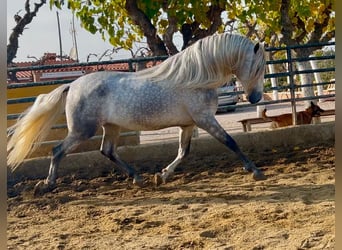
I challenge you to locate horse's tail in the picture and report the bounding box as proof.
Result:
[261,108,268,120]
[7,84,70,169]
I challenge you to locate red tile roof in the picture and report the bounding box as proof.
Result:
[8,53,163,84]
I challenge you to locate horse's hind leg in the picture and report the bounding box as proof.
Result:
[195,116,266,181]
[155,125,194,185]
[34,133,85,195]
[100,124,143,187]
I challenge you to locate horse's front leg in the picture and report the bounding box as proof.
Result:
[196,116,267,181]
[154,125,194,185]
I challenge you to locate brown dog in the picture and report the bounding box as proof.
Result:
[262,101,324,128]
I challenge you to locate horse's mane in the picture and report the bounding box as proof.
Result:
[135,33,265,89]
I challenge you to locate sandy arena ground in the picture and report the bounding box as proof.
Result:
[7,140,334,249]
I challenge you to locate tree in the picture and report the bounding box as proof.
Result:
[51,0,232,56]
[7,0,47,65]
[52,0,334,54]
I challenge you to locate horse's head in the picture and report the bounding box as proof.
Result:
[234,42,266,104]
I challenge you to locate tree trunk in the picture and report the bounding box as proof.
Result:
[296,60,315,107]
[181,4,224,49]
[268,63,278,100]
[309,56,324,102]
[7,0,47,64]
[125,0,168,56]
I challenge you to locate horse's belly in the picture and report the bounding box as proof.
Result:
[108,110,194,131]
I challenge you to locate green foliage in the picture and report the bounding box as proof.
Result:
[236,0,335,46]
[50,0,335,55]
[50,0,230,51]
[51,0,143,49]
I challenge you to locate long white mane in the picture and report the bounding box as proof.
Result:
[135,33,265,89]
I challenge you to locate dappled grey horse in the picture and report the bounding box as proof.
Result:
[7,33,266,193]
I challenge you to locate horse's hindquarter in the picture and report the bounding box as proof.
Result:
[66,72,217,131]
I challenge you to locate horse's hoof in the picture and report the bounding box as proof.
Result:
[154,173,165,186]
[253,171,267,181]
[34,180,56,196]
[133,176,145,188]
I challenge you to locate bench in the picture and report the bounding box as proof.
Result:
[238,109,335,132]
[238,117,272,132]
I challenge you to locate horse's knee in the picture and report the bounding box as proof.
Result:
[100,148,109,157]
[179,140,191,158]
[100,140,114,158]
[184,144,191,157]
[52,143,64,158]
[100,149,114,161]
[180,149,190,159]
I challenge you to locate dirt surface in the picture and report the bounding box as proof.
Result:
[7,142,335,250]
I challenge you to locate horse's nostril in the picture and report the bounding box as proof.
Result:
[248,91,262,104]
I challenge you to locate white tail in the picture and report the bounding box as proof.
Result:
[7,84,70,169]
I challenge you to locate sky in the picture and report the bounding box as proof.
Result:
[7,1,135,63]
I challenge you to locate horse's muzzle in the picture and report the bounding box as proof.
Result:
[248,90,262,104]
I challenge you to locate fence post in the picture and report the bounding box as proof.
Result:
[286,48,297,125]
[256,96,265,118]
[128,59,134,72]
[134,56,148,71]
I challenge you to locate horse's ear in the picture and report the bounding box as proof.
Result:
[254,43,260,54]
